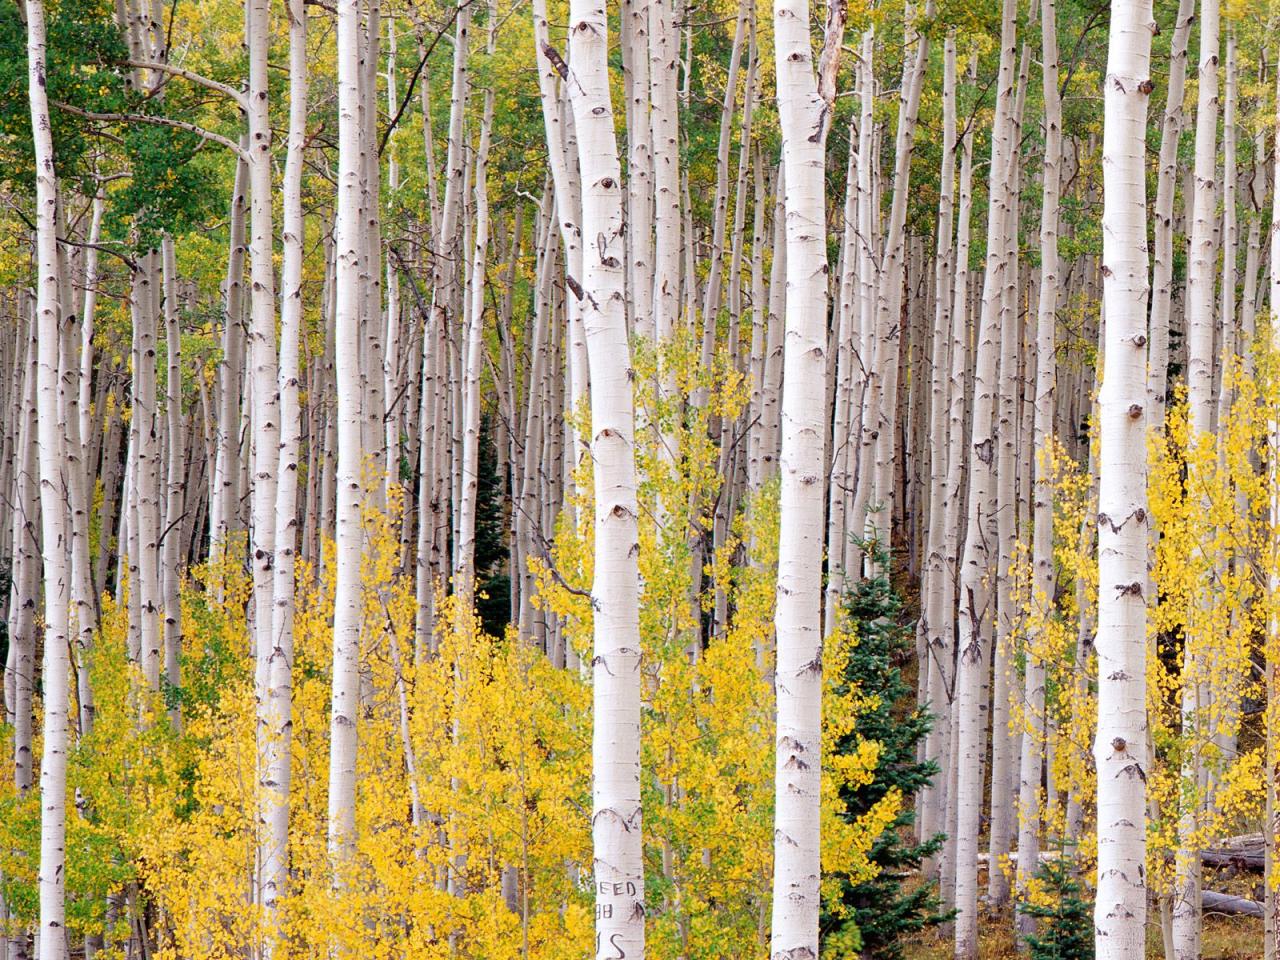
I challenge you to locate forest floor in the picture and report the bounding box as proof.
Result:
[902,914,1265,958]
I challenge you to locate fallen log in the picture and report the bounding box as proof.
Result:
[1202,850,1264,872]
[1202,890,1263,918]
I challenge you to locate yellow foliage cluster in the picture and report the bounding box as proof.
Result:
[1011,346,1279,903]
[2,341,897,959]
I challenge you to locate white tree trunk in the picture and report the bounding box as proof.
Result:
[27,3,70,956]
[260,1,306,951]
[161,235,184,711]
[456,25,496,601]
[952,0,1016,951]
[566,0,646,950]
[918,30,956,855]
[1015,0,1062,933]
[1094,1,1152,955]
[769,0,841,951]
[246,0,280,712]
[211,154,248,559]
[1173,0,1219,952]
[329,0,364,883]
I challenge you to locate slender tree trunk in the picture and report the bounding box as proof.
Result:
[918,30,957,859]
[329,0,365,890]
[769,0,842,951]
[1174,0,1219,951]
[952,0,1017,951]
[1015,0,1062,934]
[456,20,496,601]
[161,235,183,716]
[27,3,69,956]
[1093,1,1152,955]
[260,2,306,953]
[566,0,646,949]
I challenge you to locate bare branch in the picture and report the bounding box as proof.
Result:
[125,59,248,109]
[52,101,247,160]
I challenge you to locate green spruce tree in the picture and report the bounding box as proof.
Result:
[1018,847,1095,960]
[821,542,950,958]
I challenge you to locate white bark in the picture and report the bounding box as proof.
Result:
[769,0,841,950]
[132,254,162,691]
[1015,0,1061,932]
[260,1,306,950]
[329,0,364,880]
[953,0,1017,950]
[1094,1,1152,955]
[918,31,956,854]
[1174,0,1219,951]
[161,235,183,709]
[566,0,646,950]
[27,3,70,956]
[211,154,248,557]
[456,19,496,601]
[246,0,280,708]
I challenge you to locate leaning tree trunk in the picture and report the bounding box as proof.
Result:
[1093,0,1152,956]
[769,0,843,951]
[565,0,646,953]
[27,3,70,957]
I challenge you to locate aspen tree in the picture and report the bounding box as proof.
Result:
[1174,0,1220,950]
[330,0,364,881]
[649,0,680,416]
[988,44,1031,909]
[27,2,70,956]
[416,0,471,650]
[952,0,1017,950]
[260,0,306,948]
[864,3,931,553]
[1147,0,1195,427]
[211,154,248,557]
[565,0,646,947]
[246,0,280,706]
[1094,0,1152,954]
[133,253,162,691]
[6,299,38,960]
[769,0,843,950]
[1015,0,1062,929]
[384,19,403,499]
[456,10,496,602]
[918,31,956,853]
[825,112,862,635]
[161,236,183,708]
[930,59,976,881]
[625,0,654,346]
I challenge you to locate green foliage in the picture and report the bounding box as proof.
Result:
[1018,849,1095,960]
[0,0,128,194]
[822,540,949,959]
[475,414,511,637]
